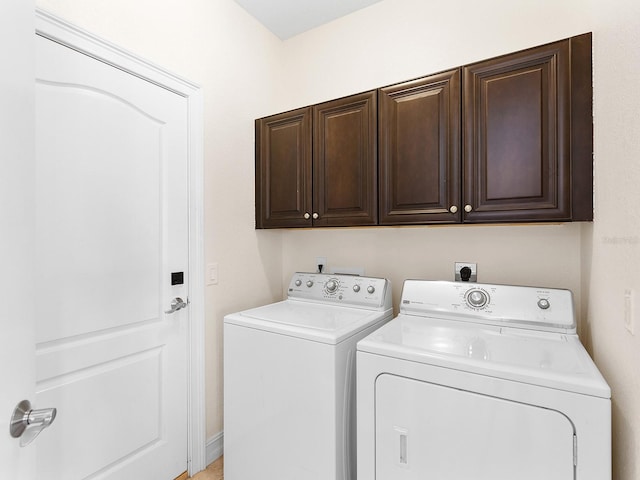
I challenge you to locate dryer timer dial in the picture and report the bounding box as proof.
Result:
[466,289,489,308]
[537,298,550,310]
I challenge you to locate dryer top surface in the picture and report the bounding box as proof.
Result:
[357,313,610,398]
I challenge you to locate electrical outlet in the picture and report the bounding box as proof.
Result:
[624,289,634,335]
[455,262,477,282]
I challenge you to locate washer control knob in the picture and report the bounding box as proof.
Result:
[367,285,375,294]
[467,289,488,308]
[295,279,302,287]
[306,280,313,288]
[353,285,361,293]
[326,280,338,293]
[537,298,551,310]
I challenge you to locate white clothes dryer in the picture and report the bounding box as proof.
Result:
[224,272,392,480]
[357,280,610,480]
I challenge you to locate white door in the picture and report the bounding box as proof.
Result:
[0,0,36,478]
[34,33,189,479]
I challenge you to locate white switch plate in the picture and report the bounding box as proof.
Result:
[207,263,219,286]
[624,288,634,335]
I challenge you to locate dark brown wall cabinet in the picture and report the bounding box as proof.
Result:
[379,33,592,225]
[256,33,593,229]
[255,92,377,228]
[255,107,312,228]
[462,33,592,223]
[379,69,461,224]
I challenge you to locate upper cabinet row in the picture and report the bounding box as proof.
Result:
[255,33,593,229]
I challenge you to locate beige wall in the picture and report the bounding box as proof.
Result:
[33,0,640,477]
[282,224,584,316]
[585,1,640,478]
[272,0,593,112]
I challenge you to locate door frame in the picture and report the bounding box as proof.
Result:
[35,8,206,475]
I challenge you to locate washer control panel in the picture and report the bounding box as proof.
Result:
[400,280,575,333]
[287,272,391,309]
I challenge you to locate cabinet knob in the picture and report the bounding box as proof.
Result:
[449,206,458,214]
[304,212,311,220]
[464,204,473,213]
[312,212,319,220]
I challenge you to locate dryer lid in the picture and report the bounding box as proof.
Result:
[225,299,391,344]
[357,314,610,398]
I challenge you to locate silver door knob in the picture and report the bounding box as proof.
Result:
[165,297,188,314]
[304,212,310,220]
[312,212,319,219]
[10,400,57,447]
[449,205,458,214]
[464,204,473,213]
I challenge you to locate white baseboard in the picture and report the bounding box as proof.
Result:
[206,431,224,466]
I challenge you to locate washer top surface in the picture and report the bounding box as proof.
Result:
[357,280,610,398]
[227,300,391,344]
[224,272,392,344]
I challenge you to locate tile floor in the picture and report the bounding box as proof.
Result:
[190,456,223,480]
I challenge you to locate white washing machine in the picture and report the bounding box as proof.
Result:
[224,272,392,480]
[357,280,611,480]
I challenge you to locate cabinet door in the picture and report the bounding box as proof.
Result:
[379,70,460,225]
[463,37,589,222]
[255,107,312,228]
[313,91,377,227]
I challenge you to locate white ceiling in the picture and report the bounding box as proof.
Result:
[233,0,383,40]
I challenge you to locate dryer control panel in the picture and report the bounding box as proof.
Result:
[287,272,392,310]
[400,280,575,333]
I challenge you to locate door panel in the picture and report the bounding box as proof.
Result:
[35,35,188,479]
[255,107,312,228]
[36,350,162,479]
[375,374,574,480]
[379,70,460,224]
[313,91,377,226]
[463,40,571,222]
[35,80,163,342]
[484,68,545,200]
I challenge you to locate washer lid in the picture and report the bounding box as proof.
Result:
[357,314,610,398]
[224,299,391,345]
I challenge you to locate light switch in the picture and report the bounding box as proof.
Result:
[207,263,219,286]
